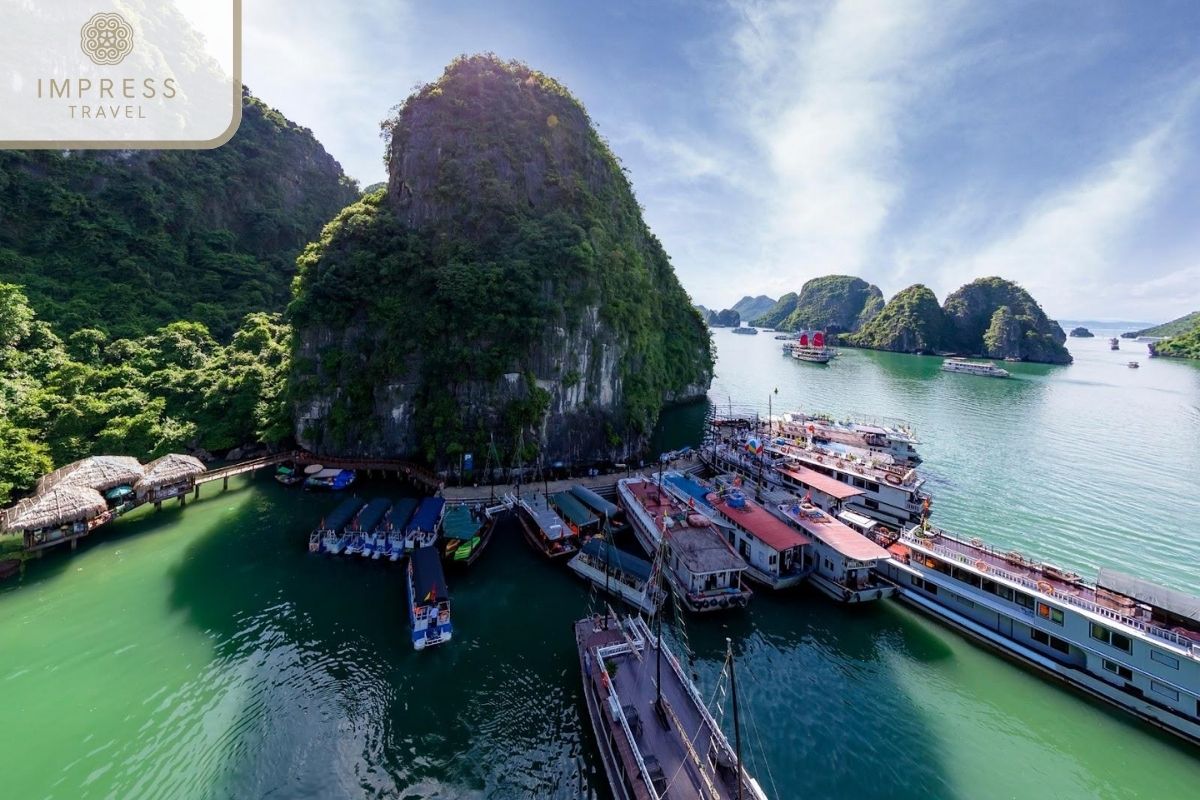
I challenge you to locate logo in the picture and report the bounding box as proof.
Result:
[80,12,134,66]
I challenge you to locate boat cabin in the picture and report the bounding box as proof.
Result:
[550,490,600,535]
[406,497,445,551]
[312,496,365,554]
[710,489,812,589]
[777,501,895,603]
[518,493,578,558]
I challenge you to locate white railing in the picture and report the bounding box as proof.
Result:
[901,531,1199,658]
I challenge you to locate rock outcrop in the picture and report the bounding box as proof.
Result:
[942,277,1071,363]
[753,276,883,332]
[289,56,713,465]
[1069,327,1094,338]
[710,309,741,327]
[847,285,948,354]
[731,295,777,322]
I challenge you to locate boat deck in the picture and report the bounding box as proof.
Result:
[896,529,1200,646]
[577,618,751,799]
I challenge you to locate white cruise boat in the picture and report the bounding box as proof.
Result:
[941,357,1010,378]
[775,500,895,603]
[774,411,921,464]
[567,538,664,615]
[879,525,1200,745]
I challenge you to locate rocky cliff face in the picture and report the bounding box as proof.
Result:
[943,277,1070,363]
[753,276,883,332]
[848,284,948,353]
[289,56,713,465]
[731,295,776,322]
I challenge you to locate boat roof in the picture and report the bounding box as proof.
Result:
[387,497,419,530]
[323,497,364,532]
[407,496,445,533]
[837,509,877,530]
[442,504,482,539]
[570,484,619,518]
[353,497,392,531]
[580,538,652,583]
[778,503,889,561]
[524,493,569,540]
[1097,568,1200,626]
[410,545,448,603]
[550,491,598,528]
[310,468,344,479]
[664,473,713,506]
[714,494,811,551]
[776,464,864,500]
[668,525,747,575]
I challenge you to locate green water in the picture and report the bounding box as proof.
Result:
[2,332,1200,798]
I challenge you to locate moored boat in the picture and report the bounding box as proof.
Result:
[567,538,664,615]
[697,479,813,590]
[310,496,364,554]
[515,492,579,558]
[550,490,601,537]
[346,498,391,559]
[407,545,452,650]
[775,500,895,603]
[618,477,752,613]
[385,498,418,561]
[406,496,445,552]
[303,467,357,491]
[440,502,496,566]
[570,484,627,533]
[574,614,769,799]
[879,524,1200,745]
[774,411,921,464]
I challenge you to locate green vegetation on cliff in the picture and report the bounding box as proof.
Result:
[847,277,1071,364]
[290,56,713,465]
[753,276,883,332]
[710,309,741,327]
[0,284,290,504]
[1155,320,1200,359]
[0,91,358,340]
[731,295,776,322]
[1126,311,1200,340]
[848,285,948,353]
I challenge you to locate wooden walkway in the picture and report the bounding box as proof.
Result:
[193,451,442,494]
[440,456,704,504]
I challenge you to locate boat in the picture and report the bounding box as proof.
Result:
[515,492,579,558]
[774,332,796,340]
[569,484,627,533]
[274,461,303,486]
[407,545,452,650]
[303,467,357,491]
[574,614,769,800]
[309,496,364,555]
[775,500,895,602]
[878,524,1200,746]
[567,538,664,615]
[675,475,814,590]
[550,490,601,536]
[730,325,758,335]
[406,496,445,552]
[705,436,929,529]
[789,330,834,363]
[941,358,1010,378]
[385,498,418,561]
[772,411,921,464]
[440,502,496,566]
[1128,361,1140,369]
[1110,337,1121,350]
[345,498,391,559]
[618,477,752,612]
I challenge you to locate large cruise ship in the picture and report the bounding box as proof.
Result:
[773,411,921,464]
[880,524,1200,744]
[941,357,1010,378]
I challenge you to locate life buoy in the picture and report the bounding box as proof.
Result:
[1037,581,1054,596]
[975,560,988,573]
[885,473,901,486]
[719,597,729,608]
[438,610,449,625]
[836,460,845,469]
[816,455,824,464]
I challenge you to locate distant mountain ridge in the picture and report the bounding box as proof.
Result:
[1122,311,1200,339]
[730,295,776,322]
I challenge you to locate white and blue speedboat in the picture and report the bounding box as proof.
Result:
[310,497,363,555]
[408,545,452,650]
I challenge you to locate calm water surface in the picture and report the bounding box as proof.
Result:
[2,330,1199,799]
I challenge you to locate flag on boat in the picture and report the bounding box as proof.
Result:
[424,583,438,603]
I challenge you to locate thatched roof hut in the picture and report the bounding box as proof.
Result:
[36,456,145,494]
[135,454,207,498]
[2,486,108,533]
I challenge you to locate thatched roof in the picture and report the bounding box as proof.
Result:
[2,486,108,533]
[37,456,145,494]
[135,454,206,496]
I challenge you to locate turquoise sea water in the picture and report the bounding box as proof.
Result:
[2,331,1199,798]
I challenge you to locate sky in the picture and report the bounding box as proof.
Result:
[240,0,1200,323]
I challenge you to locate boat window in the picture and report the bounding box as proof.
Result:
[1102,659,1133,680]
[1112,632,1133,653]
[864,499,879,510]
[997,585,1014,602]
[1037,603,1065,625]
[1151,650,1180,670]
[1031,629,1050,646]
[1015,592,1036,611]
[1151,681,1179,702]
[1091,623,1111,645]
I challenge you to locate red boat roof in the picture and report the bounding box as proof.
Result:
[714,496,811,551]
[779,505,889,562]
[776,464,865,500]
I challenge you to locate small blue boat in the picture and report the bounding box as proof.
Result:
[406,497,445,552]
[408,545,452,650]
[310,497,364,555]
[346,498,391,559]
[386,498,418,561]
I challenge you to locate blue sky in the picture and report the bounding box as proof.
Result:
[242,0,1200,322]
